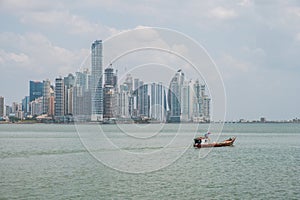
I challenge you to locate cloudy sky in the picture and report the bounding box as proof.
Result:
[1,0,300,120]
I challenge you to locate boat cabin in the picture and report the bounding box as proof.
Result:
[194,137,209,145]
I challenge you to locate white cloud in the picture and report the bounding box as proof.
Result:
[209,7,238,20]
[20,10,118,37]
[219,54,251,74]
[0,50,30,64]
[0,32,89,75]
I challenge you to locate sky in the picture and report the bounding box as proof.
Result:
[0,0,300,121]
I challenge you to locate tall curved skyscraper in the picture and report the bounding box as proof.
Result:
[91,40,103,121]
[168,69,184,123]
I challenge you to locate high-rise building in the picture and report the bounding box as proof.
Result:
[118,84,130,118]
[64,74,75,115]
[49,87,55,116]
[138,83,149,117]
[22,96,30,115]
[12,102,21,114]
[30,97,43,116]
[192,80,201,118]
[203,95,211,121]
[75,69,89,91]
[103,67,117,119]
[91,40,103,121]
[55,77,64,117]
[124,74,133,93]
[181,81,190,122]
[29,81,43,102]
[0,96,4,118]
[73,69,91,120]
[5,105,11,117]
[191,81,210,122]
[168,69,184,123]
[150,82,165,122]
[42,79,51,114]
[133,78,139,91]
[104,67,114,86]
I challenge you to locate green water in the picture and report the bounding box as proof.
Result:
[0,123,299,199]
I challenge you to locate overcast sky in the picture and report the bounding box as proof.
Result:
[1,0,300,121]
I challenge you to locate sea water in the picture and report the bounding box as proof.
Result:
[0,123,299,199]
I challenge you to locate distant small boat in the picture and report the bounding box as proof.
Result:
[193,137,236,148]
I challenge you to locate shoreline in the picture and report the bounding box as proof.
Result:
[1,121,300,125]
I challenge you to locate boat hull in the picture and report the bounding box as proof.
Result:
[193,137,236,148]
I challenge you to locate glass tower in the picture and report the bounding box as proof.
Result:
[91,40,103,121]
[29,81,43,102]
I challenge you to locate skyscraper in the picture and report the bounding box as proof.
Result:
[91,40,103,121]
[22,96,30,115]
[192,81,210,122]
[42,79,51,114]
[64,74,75,115]
[103,66,117,119]
[124,74,133,93]
[29,81,43,102]
[181,81,190,122]
[0,96,4,118]
[30,97,43,116]
[49,87,55,116]
[73,69,91,120]
[75,69,89,91]
[168,69,184,123]
[118,84,130,118]
[138,83,149,117]
[151,82,165,122]
[54,77,64,117]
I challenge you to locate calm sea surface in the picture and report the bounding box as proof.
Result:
[0,123,299,199]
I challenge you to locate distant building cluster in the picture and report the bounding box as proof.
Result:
[0,40,210,123]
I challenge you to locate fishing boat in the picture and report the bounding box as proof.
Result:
[193,137,236,148]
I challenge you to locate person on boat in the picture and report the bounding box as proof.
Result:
[204,132,211,143]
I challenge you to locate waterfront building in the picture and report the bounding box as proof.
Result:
[168,69,184,123]
[192,80,210,122]
[21,96,30,115]
[0,96,4,118]
[48,87,55,116]
[103,66,117,119]
[73,69,91,120]
[103,85,116,119]
[138,83,149,117]
[54,77,64,117]
[118,84,130,118]
[30,97,43,116]
[124,74,133,93]
[133,78,139,91]
[5,105,11,117]
[15,111,24,120]
[42,79,51,115]
[150,82,165,122]
[90,40,103,121]
[181,81,190,122]
[29,81,43,102]
[203,95,210,121]
[75,69,89,91]
[64,74,75,115]
[12,102,22,114]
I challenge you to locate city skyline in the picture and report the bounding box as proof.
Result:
[1,1,300,120]
[0,39,211,123]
